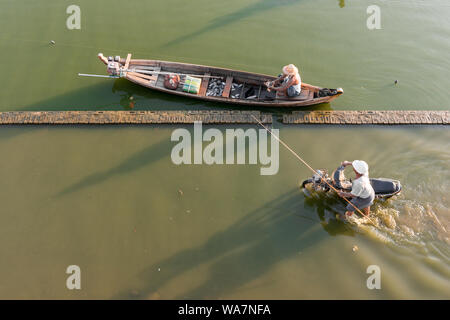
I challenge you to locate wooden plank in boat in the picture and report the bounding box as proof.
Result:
[222,76,233,98]
[148,67,160,85]
[128,68,161,85]
[127,72,154,81]
[276,89,310,101]
[156,74,165,88]
[124,53,132,70]
[127,73,147,85]
[198,73,210,96]
[297,89,310,100]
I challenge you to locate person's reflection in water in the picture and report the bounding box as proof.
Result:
[339,0,345,8]
[119,93,136,109]
[112,80,137,109]
[129,96,135,109]
[302,189,355,236]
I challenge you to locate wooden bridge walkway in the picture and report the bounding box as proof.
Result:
[0,110,448,125]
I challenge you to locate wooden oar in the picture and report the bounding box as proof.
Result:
[78,73,119,79]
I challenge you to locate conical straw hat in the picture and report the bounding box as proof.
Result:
[282,64,299,75]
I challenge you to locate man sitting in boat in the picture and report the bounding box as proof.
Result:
[337,160,375,219]
[265,64,301,97]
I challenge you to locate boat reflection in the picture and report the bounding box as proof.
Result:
[301,187,356,236]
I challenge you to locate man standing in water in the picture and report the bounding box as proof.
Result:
[337,160,375,219]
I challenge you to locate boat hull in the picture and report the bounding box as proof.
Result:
[115,56,343,107]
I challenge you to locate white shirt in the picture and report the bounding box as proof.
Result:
[282,74,302,91]
[351,175,373,199]
[293,74,301,91]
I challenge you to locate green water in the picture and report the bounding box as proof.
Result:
[1,0,450,110]
[0,0,449,299]
[0,126,448,299]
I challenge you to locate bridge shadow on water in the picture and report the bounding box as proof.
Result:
[163,0,303,48]
[55,138,171,197]
[113,187,354,299]
[20,79,227,112]
[0,126,41,142]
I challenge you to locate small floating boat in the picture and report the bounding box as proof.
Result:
[301,165,402,200]
[96,53,343,107]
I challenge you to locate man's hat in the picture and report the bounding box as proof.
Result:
[352,160,369,176]
[282,64,299,76]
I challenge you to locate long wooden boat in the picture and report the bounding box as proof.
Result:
[97,53,343,107]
